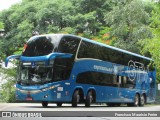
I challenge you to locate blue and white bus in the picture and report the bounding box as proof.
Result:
[5,34,156,107]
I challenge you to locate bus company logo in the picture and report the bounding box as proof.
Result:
[127,60,146,81]
[128,60,136,81]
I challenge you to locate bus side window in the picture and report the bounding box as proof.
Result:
[118,76,127,88]
[126,77,135,89]
[113,75,119,87]
[53,58,72,81]
[58,36,80,56]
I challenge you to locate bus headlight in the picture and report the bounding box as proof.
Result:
[41,86,55,92]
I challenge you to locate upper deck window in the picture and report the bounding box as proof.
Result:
[78,40,151,68]
[58,36,81,56]
[22,36,59,56]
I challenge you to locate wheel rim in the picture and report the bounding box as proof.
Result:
[135,95,139,106]
[89,94,93,103]
[77,94,80,103]
[141,95,145,105]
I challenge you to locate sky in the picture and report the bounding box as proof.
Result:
[0,0,22,11]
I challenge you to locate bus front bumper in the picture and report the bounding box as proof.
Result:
[15,88,63,102]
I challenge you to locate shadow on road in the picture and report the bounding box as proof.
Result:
[23,104,129,108]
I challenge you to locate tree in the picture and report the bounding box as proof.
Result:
[0,22,4,29]
[140,2,160,83]
[0,0,116,59]
[0,68,16,103]
[105,0,152,54]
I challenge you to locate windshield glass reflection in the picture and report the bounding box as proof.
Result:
[18,62,53,85]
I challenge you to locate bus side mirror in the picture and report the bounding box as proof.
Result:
[5,55,21,67]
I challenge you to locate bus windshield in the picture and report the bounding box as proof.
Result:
[17,62,53,85]
[22,35,60,56]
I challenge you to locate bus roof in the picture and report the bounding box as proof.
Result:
[31,34,152,61]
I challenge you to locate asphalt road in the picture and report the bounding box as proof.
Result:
[0,103,160,120]
[0,103,160,111]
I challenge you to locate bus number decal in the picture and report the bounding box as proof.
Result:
[128,60,148,82]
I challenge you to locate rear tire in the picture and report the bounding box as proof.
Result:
[72,90,80,107]
[85,91,93,107]
[139,94,145,107]
[127,94,139,107]
[42,101,48,107]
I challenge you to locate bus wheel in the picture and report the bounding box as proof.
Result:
[72,90,80,107]
[85,91,93,107]
[57,102,63,107]
[133,94,139,107]
[42,101,48,107]
[139,94,145,107]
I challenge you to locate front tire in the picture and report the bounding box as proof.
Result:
[85,91,93,107]
[42,101,48,107]
[72,90,80,107]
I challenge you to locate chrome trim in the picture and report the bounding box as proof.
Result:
[18,89,42,94]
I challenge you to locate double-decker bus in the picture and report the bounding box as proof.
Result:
[5,34,156,107]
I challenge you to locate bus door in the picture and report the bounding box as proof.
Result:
[55,36,81,100]
[53,57,73,100]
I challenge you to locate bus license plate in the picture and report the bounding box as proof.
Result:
[26,97,33,101]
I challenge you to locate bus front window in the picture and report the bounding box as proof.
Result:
[18,63,53,85]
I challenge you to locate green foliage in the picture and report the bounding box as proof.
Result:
[0,0,115,59]
[0,80,16,103]
[140,2,160,83]
[105,0,152,53]
[0,68,16,103]
[0,22,4,29]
